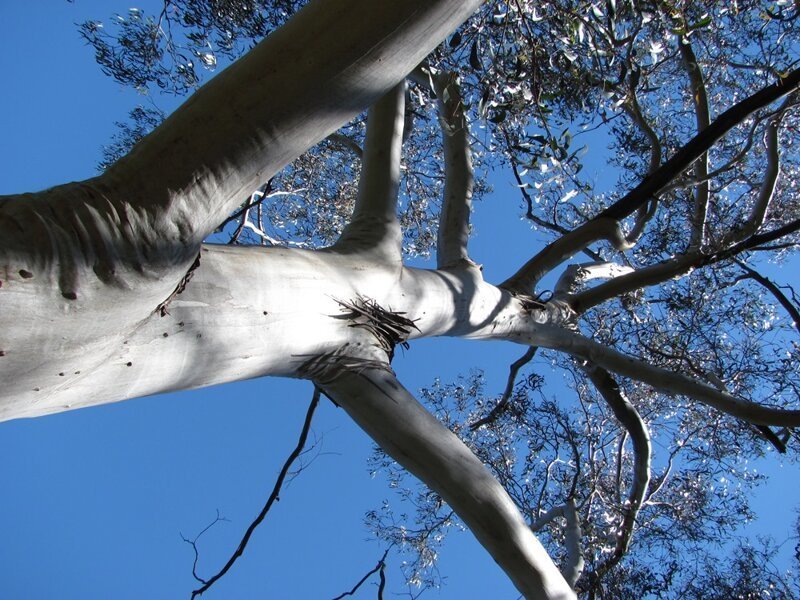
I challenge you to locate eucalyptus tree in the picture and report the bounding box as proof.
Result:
[2,1,800,598]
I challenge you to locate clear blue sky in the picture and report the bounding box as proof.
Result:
[0,2,797,599]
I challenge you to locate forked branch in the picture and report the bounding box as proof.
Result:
[191,388,321,598]
[525,326,800,427]
[582,365,650,582]
[502,69,800,294]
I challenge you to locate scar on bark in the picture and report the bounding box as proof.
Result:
[295,343,393,386]
[154,252,201,317]
[333,295,419,360]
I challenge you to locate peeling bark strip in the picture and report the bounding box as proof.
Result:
[155,252,201,317]
[334,296,419,358]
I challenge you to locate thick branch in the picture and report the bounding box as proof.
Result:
[725,118,781,244]
[333,84,405,260]
[1,0,483,307]
[571,253,699,313]
[321,366,575,600]
[432,71,475,268]
[553,262,635,301]
[501,218,631,292]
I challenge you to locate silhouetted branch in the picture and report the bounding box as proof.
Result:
[331,548,391,600]
[190,388,321,598]
[181,510,230,585]
[470,347,537,430]
[502,69,800,293]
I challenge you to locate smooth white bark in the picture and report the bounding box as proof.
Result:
[322,366,576,600]
[0,245,527,421]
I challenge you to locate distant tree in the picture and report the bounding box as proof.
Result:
[2,1,800,597]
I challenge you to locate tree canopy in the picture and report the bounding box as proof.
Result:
[3,0,800,597]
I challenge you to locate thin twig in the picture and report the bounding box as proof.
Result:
[181,510,230,584]
[190,388,321,598]
[330,548,391,600]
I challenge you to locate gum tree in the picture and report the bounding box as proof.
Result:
[2,1,800,598]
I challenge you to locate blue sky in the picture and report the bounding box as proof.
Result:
[0,2,798,599]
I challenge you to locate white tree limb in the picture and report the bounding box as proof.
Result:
[553,262,635,300]
[333,83,406,261]
[583,365,650,570]
[320,365,576,600]
[725,117,781,245]
[431,70,475,268]
[501,218,632,294]
[513,325,800,427]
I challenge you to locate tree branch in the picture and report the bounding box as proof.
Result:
[529,499,584,589]
[333,84,405,260]
[582,365,650,580]
[621,79,661,245]
[331,548,391,600]
[523,326,800,427]
[570,253,699,313]
[679,38,711,250]
[501,68,800,294]
[725,116,781,244]
[501,218,632,293]
[431,70,475,268]
[735,260,800,337]
[191,388,321,598]
[469,346,537,430]
[320,366,575,600]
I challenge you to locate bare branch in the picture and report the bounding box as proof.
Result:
[679,38,711,250]
[334,84,405,260]
[469,346,537,430]
[562,499,584,589]
[725,117,781,244]
[429,69,475,268]
[191,388,321,598]
[553,262,635,301]
[529,499,584,589]
[331,548,391,600]
[501,217,632,293]
[583,365,650,579]
[526,326,800,427]
[410,65,475,268]
[320,366,576,599]
[571,253,699,313]
[181,510,230,585]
